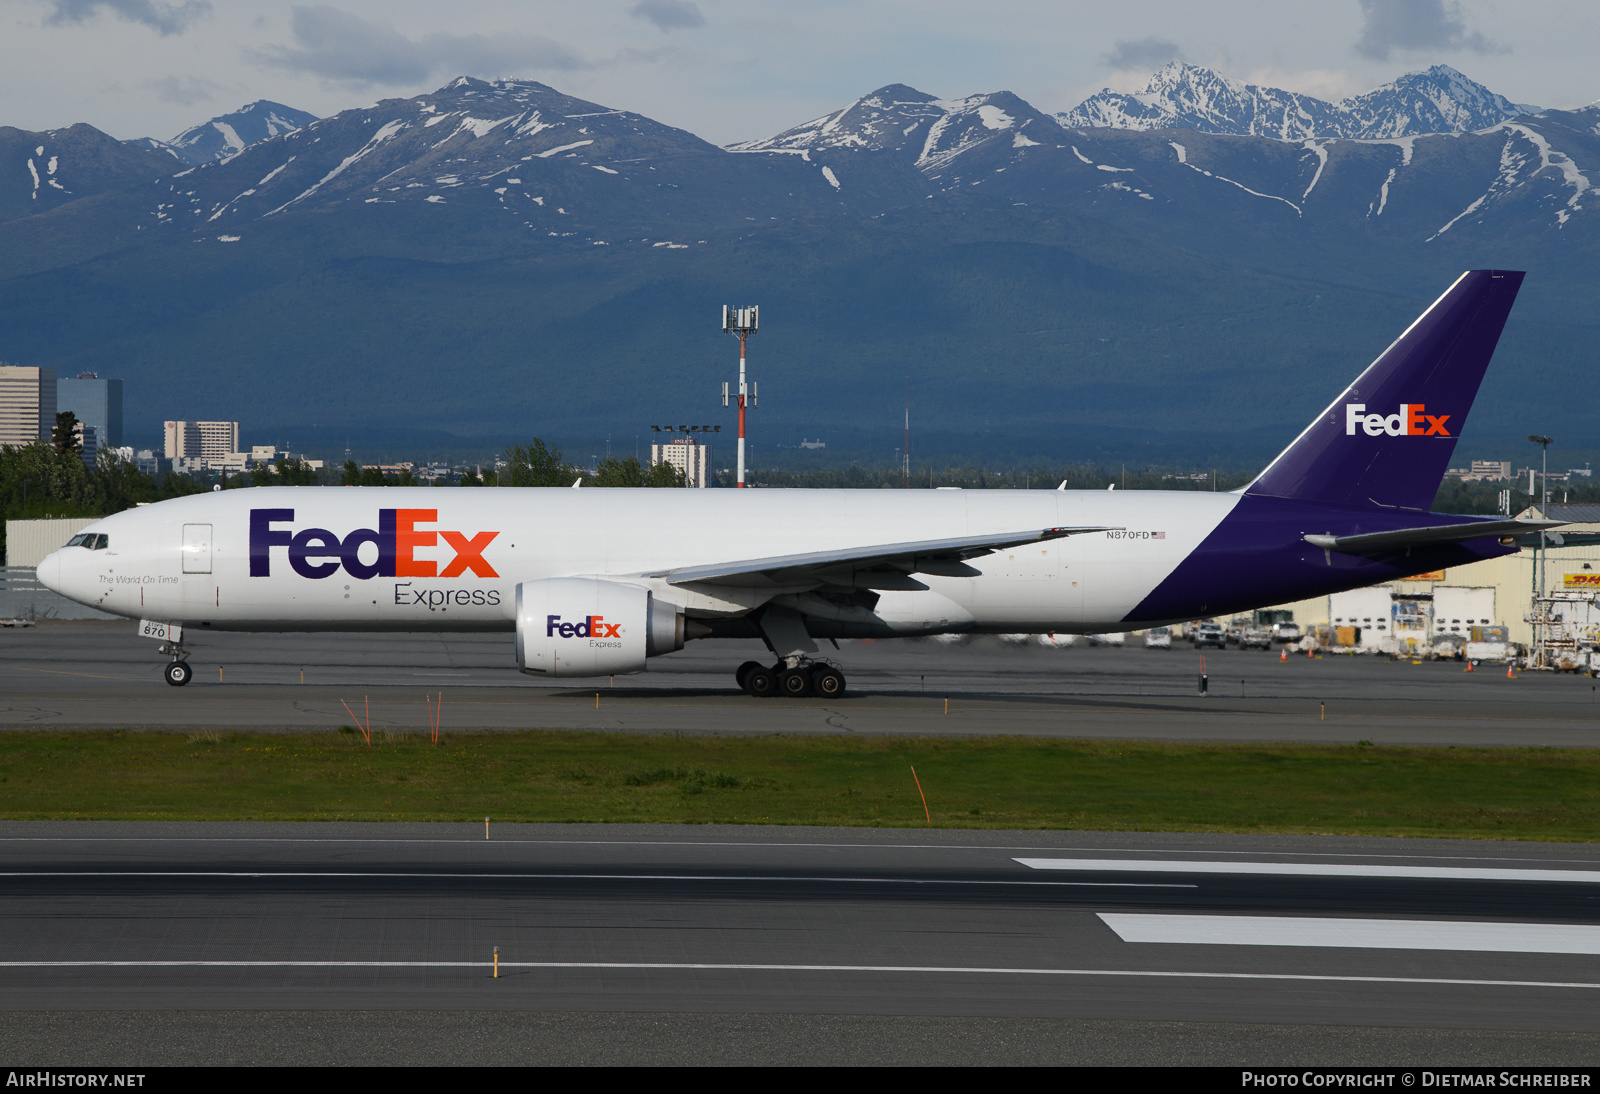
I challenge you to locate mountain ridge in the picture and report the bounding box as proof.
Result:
[0,71,1594,462]
[1060,63,1536,139]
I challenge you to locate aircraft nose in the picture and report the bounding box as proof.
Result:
[36,550,63,595]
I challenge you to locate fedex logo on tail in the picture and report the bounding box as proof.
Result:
[1345,403,1451,437]
[250,509,499,580]
[547,615,621,638]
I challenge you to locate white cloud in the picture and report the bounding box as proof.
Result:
[43,0,211,37]
[250,5,590,87]
[629,0,706,33]
[1241,67,1365,103]
[143,74,219,105]
[1352,0,1506,62]
[1101,36,1185,71]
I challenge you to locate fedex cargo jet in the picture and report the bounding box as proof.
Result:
[37,270,1555,698]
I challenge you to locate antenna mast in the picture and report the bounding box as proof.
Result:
[903,375,910,489]
[721,305,759,488]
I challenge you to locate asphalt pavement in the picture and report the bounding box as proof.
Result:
[6,626,1600,1065]
[2,823,1600,1064]
[4,621,1600,745]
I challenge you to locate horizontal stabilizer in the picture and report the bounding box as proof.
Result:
[648,526,1115,589]
[1302,519,1564,556]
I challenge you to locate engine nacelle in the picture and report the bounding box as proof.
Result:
[515,578,685,677]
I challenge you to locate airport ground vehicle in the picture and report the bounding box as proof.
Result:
[38,271,1559,698]
[1241,627,1273,650]
[1272,622,1304,645]
[1192,622,1227,649]
[1144,626,1172,649]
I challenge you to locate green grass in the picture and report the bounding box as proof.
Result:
[3,731,1600,840]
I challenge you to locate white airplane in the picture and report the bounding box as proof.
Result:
[38,270,1555,698]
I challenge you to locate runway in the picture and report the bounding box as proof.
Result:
[2,823,1600,1064]
[6,622,1600,746]
[7,626,1600,1064]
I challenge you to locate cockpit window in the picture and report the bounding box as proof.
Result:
[66,534,89,547]
[90,534,109,550]
[67,533,109,550]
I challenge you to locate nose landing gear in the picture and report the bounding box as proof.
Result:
[158,638,192,687]
[737,657,846,699]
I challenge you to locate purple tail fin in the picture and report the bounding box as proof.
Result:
[1246,270,1524,511]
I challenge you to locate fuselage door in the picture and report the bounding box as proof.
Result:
[181,523,213,574]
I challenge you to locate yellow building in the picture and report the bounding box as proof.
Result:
[1259,505,1600,648]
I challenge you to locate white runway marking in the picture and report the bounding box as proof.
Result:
[1016,857,1600,883]
[0,871,1192,889]
[0,959,1596,990]
[2,839,1597,870]
[1100,914,1600,955]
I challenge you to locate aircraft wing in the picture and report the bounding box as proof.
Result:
[1302,519,1565,556]
[647,526,1116,590]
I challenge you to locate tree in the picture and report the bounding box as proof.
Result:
[504,439,575,486]
[459,467,482,487]
[590,455,684,487]
[51,411,81,455]
[647,459,685,488]
[341,459,362,486]
[250,462,276,487]
[275,456,320,486]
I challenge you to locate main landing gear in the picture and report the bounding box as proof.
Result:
[737,658,846,699]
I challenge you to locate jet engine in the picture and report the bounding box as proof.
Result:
[515,578,685,677]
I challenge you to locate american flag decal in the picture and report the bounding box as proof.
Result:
[1152,531,1166,539]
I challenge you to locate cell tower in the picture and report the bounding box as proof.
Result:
[903,375,910,489]
[721,305,758,488]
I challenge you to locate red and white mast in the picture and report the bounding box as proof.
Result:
[721,305,759,488]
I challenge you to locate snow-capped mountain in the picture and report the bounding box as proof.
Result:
[136,101,319,165]
[1,74,1596,456]
[1060,63,1535,139]
[729,83,1062,165]
[1342,65,1539,139]
[0,122,180,223]
[140,77,830,237]
[728,84,947,156]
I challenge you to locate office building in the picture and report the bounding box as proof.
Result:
[73,422,98,468]
[0,365,56,447]
[164,420,239,462]
[650,437,710,488]
[56,373,122,449]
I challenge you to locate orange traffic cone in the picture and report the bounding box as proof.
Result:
[1279,649,1288,663]
[1464,660,1474,672]
[1307,647,1314,659]
[1506,662,1516,678]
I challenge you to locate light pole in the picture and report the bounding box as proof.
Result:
[1529,434,1554,665]
[721,306,758,488]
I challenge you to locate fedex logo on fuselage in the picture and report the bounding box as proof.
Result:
[1344,403,1451,437]
[249,508,499,580]
[547,615,621,638]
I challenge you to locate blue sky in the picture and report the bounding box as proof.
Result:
[4,1,1596,143]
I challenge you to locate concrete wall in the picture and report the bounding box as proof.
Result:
[0,567,116,620]
[3,518,100,567]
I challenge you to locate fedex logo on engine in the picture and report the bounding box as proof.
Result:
[249,508,499,580]
[547,615,622,639]
[1344,403,1451,437]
